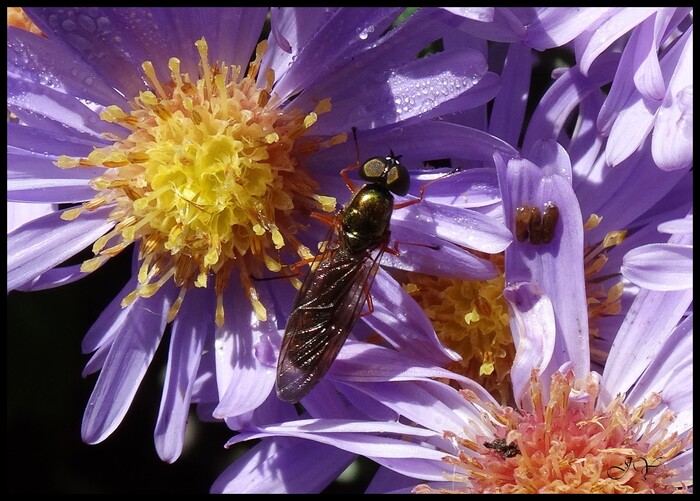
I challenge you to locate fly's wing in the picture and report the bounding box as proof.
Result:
[275,232,388,403]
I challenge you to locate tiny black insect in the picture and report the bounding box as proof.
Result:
[275,152,410,403]
[483,438,521,459]
[514,201,559,245]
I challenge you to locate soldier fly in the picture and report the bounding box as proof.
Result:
[275,152,410,403]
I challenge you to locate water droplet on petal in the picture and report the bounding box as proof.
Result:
[62,18,77,32]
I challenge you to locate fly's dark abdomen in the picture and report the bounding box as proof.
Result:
[342,184,394,255]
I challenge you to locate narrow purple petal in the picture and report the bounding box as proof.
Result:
[333,384,400,422]
[631,12,667,101]
[81,274,138,354]
[600,288,693,401]
[568,90,605,180]
[263,7,339,91]
[345,379,491,436]
[330,341,489,394]
[213,274,277,419]
[382,225,498,281]
[659,214,693,240]
[81,285,173,444]
[271,7,404,101]
[226,426,449,482]
[621,243,692,291]
[8,72,125,142]
[7,201,55,234]
[306,120,518,174]
[489,42,531,146]
[307,48,496,136]
[7,205,114,292]
[7,25,128,108]
[367,467,423,494]
[522,54,618,154]
[393,200,512,254]
[577,8,658,76]
[596,26,644,136]
[522,7,612,50]
[441,7,525,43]
[496,142,590,379]
[503,283,556,407]
[211,438,355,494]
[361,269,460,364]
[8,143,101,203]
[651,32,693,171]
[386,48,488,118]
[624,314,692,408]
[15,262,89,292]
[605,95,656,168]
[299,379,372,420]
[231,418,439,440]
[154,287,212,463]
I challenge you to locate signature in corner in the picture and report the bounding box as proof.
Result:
[606,456,663,480]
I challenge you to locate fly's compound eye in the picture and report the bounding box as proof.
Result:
[515,202,559,245]
[359,155,410,196]
[360,157,389,182]
[385,160,410,196]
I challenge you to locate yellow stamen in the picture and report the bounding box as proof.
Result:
[56,38,340,326]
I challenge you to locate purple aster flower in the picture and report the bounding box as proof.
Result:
[443,7,694,171]
[221,143,692,492]
[7,6,513,469]
[213,6,692,492]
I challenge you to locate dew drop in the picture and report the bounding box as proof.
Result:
[62,18,77,32]
[78,14,96,32]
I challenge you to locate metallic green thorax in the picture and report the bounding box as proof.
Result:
[341,184,394,255]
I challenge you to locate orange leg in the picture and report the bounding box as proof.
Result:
[393,169,456,210]
[358,280,376,318]
[339,162,360,193]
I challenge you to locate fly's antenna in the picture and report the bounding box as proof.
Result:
[351,126,360,166]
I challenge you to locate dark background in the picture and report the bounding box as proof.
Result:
[7,250,374,494]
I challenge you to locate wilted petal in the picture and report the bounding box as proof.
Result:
[503,283,556,407]
[496,142,590,378]
[651,35,693,171]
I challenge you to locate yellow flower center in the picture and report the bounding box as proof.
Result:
[401,253,515,406]
[415,370,692,494]
[582,214,627,364]
[402,214,630,403]
[56,38,339,326]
